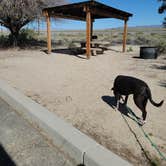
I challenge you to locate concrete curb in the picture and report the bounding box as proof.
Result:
[0,79,132,166]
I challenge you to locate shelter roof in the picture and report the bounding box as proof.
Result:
[43,0,133,21]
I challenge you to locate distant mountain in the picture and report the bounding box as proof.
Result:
[110,25,163,30]
[129,25,163,28]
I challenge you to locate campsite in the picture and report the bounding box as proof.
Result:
[0,0,166,166]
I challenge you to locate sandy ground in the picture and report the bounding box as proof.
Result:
[0,46,165,165]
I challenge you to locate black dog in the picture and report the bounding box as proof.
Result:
[112,75,164,125]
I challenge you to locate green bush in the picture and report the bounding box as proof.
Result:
[127,46,133,52]
[19,29,37,41]
[0,28,40,48]
[155,40,166,54]
[0,34,10,47]
[135,34,151,45]
[68,42,78,49]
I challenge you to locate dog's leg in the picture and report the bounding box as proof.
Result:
[124,95,128,105]
[142,110,147,122]
[142,98,148,122]
[115,93,121,111]
[117,99,120,110]
[134,95,147,125]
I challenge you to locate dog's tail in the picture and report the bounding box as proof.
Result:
[146,87,164,107]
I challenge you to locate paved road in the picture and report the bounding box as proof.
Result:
[0,98,76,166]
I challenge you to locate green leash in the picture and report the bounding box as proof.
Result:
[124,106,166,161]
[139,126,166,161]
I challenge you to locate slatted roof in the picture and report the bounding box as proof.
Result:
[43,0,133,21]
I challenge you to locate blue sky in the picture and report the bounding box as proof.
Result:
[1,0,164,31]
[51,0,165,30]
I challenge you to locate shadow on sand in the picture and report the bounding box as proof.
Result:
[42,48,87,59]
[101,95,140,121]
[151,64,166,70]
[159,80,166,88]
[0,144,16,166]
[151,64,166,88]
[132,56,142,59]
[108,48,122,53]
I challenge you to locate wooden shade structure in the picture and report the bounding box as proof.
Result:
[43,0,132,58]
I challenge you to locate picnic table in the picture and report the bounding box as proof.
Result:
[80,41,110,56]
[70,38,110,56]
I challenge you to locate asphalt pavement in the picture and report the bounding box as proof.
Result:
[0,98,76,166]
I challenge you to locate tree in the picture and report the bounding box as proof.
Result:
[163,17,166,27]
[158,0,166,27]
[158,0,166,13]
[0,0,66,46]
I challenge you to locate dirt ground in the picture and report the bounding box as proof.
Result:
[0,46,165,165]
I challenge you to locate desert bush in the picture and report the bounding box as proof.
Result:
[150,32,157,36]
[142,33,166,54]
[7,28,38,46]
[135,33,151,45]
[0,34,9,47]
[112,34,118,38]
[68,42,78,49]
[19,29,38,41]
[127,46,133,52]
[0,29,46,48]
[136,31,144,35]
[155,40,166,54]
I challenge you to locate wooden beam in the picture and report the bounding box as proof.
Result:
[46,12,51,54]
[90,8,127,20]
[122,19,127,53]
[86,7,91,59]
[52,13,86,21]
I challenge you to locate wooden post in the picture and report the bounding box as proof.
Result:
[46,11,51,54]
[86,7,91,59]
[122,19,127,52]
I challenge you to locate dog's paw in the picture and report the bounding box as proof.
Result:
[138,119,146,126]
[115,108,118,111]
